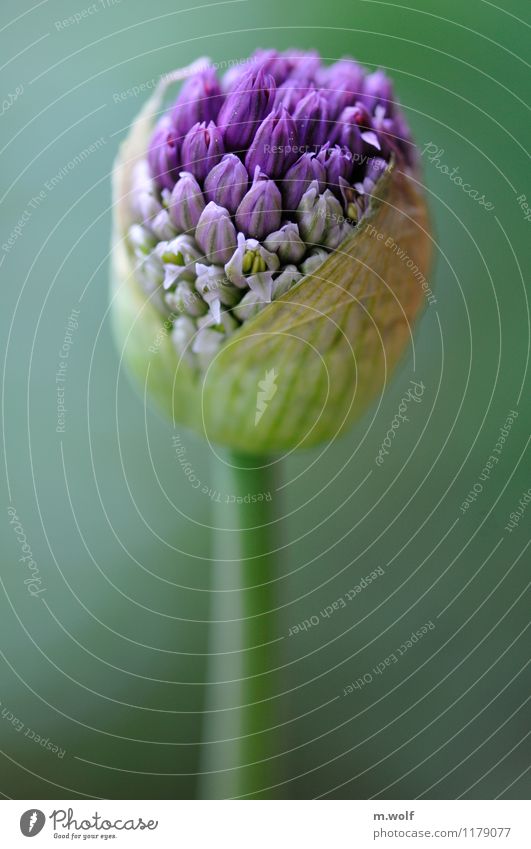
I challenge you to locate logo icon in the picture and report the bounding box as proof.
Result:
[20,810,46,837]
[255,368,278,425]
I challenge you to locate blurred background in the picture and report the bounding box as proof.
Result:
[0,0,529,799]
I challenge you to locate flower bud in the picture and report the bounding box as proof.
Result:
[225,232,279,289]
[171,315,196,364]
[317,59,364,117]
[112,52,431,452]
[128,224,157,256]
[204,154,249,214]
[133,191,163,226]
[245,106,298,179]
[180,121,224,183]
[292,90,329,149]
[271,265,303,299]
[361,69,394,114]
[295,181,327,244]
[246,271,274,303]
[158,234,201,288]
[281,152,326,213]
[300,248,329,276]
[287,49,321,79]
[334,107,364,159]
[191,324,224,365]
[317,144,353,196]
[264,222,306,264]
[232,289,267,322]
[321,190,354,249]
[217,67,276,150]
[169,171,205,232]
[148,119,180,190]
[151,209,177,241]
[171,68,222,137]
[195,263,242,307]
[275,78,313,112]
[165,280,208,317]
[249,48,290,83]
[235,170,282,240]
[195,202,237,264]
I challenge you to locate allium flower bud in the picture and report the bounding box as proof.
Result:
[148,118,180,190]
[321,190,354,249]
[249,48,290,83]
[317,59,364,117]
[171,68,222,137]
[180,121,224,182]
[151,209,177,241]
[235,169,282,240]
[295,181,327,244]
[282,152,326,213]
[128,223,157,256]
[287,49,321,79]
[217,67,276,150]
[232,289,267,322]
[275,78,313,112]
[361,69,395,113]
[195,202,237,264]
[245,106,298,179]
[195,263,242,306]
[158,234,201,289]
[334,107,364,159]
[171,315,196,364]
[169,171,205,232]
[317,144,354,196]
[133,191,163,226]
[204,154,249,214]
[113,51,431,452]
[165,280,208,317]
[292,90,329,149]
[271,264,303,298]
[300,248,329,275]
[225,232,279,289]
[191,325,224,369]
[264,222,306,264]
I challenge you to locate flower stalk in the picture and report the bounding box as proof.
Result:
[199,451,280,799]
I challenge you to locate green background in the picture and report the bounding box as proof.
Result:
[0,0,529,799]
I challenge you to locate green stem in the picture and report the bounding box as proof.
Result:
[198,449,280,799]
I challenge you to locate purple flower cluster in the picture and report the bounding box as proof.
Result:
[128,49,414,368]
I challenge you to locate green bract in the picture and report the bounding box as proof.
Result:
[111,65,432,454]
